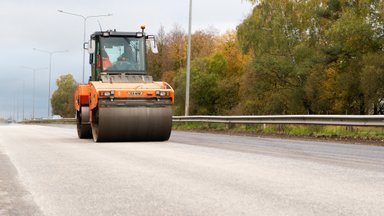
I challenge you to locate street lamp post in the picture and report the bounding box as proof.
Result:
[22,66,47,119]
[22,81,24,120]
[16,87,19,121]
[13,79,24,122]
[185,0,193,116]
[58,10,112,83]
[33,48,68,118]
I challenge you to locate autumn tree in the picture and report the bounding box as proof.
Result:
[215,31,252,114]
[171,30,251,115]
[148,26,221,115]
[51,74,77,118]
[147,26,167,80]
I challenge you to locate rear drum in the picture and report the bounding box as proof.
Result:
[77,106,92,139]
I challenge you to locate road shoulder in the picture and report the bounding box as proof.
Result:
[0,151,43,216]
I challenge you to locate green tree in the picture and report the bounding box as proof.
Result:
[51,74,77,118]
[172,55,222,115]
[238,0,310,114]
[189,57,221,115]
[323,5,379,114]
[239,0,384,115]
[361,53,384,114]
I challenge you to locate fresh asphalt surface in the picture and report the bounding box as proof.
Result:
[0,124,383,216]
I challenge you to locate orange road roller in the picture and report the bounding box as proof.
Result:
[74,27,174,142]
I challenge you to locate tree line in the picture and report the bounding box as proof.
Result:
[52,0,384,117]
[149,0,384,115]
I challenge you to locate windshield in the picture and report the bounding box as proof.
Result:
[100,37,146,73]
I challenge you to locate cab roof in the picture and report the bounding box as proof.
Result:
[91,30,145,38]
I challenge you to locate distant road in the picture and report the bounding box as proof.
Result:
[0,124,383,216]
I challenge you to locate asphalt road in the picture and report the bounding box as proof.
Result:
[0,124,383,216]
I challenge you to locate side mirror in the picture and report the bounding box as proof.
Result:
[146,35,158,54]
[83,39,96,54]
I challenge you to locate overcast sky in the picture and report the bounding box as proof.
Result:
[0,0,253,120]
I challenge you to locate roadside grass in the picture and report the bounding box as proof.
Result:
[173,122,384,143]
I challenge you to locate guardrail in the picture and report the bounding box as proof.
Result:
[22,118,76,124]
[172,115,384,127]
[22,115,384,127]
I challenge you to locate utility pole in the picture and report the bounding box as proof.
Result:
[185,0,192,116]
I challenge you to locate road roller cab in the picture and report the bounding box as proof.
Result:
[74,27,174,142]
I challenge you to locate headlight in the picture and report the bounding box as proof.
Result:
[156,91,168,97]
[100,91,114,97]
